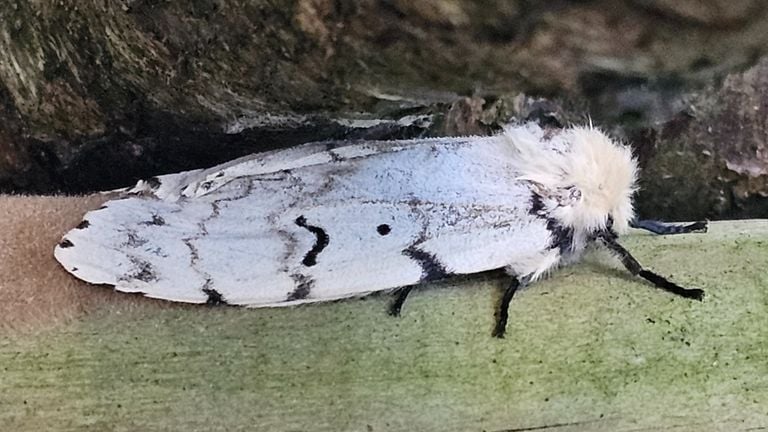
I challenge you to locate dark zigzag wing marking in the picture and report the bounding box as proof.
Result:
[402,246,453,282]
[294,216,330,267]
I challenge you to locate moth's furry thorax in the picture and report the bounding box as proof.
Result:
[503,123,638,239]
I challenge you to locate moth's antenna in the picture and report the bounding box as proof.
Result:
[630,219,708,235]
[597,231,704,300]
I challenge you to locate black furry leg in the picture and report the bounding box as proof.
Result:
[389,286,414,317]
[598,231,704,300]
[630,219,708,235]
[492,277,521,338]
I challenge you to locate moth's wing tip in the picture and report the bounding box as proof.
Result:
[54,234,123,288]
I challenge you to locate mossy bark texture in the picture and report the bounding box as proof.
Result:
[2,1,768,220]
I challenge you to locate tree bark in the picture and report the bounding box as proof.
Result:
[634,58,768,220]
[3,0,768,212]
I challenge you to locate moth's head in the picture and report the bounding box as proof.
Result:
[503,123,638,236]
[556,126,638,235]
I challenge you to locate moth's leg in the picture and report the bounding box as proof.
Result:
[388,286,414,317]
[493,276,525,339]
[630,219,708,235]
[598,231,704,300]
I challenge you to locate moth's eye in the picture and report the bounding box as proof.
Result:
[606,215,615,229]
[377,224,391,236]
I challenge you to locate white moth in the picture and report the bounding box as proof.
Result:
[54,123,705,337]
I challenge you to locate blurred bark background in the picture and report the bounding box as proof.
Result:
[1,0,768,219]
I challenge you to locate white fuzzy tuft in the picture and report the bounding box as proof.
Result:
[501,123,638,240]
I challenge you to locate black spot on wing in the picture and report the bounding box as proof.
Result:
[294,216,330,267]
[377,224,391,235]
[76,220,90,229]
[59,239,74,248]
[403,246,452,282]
[287,274,313,301]
[203,287,227,305]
